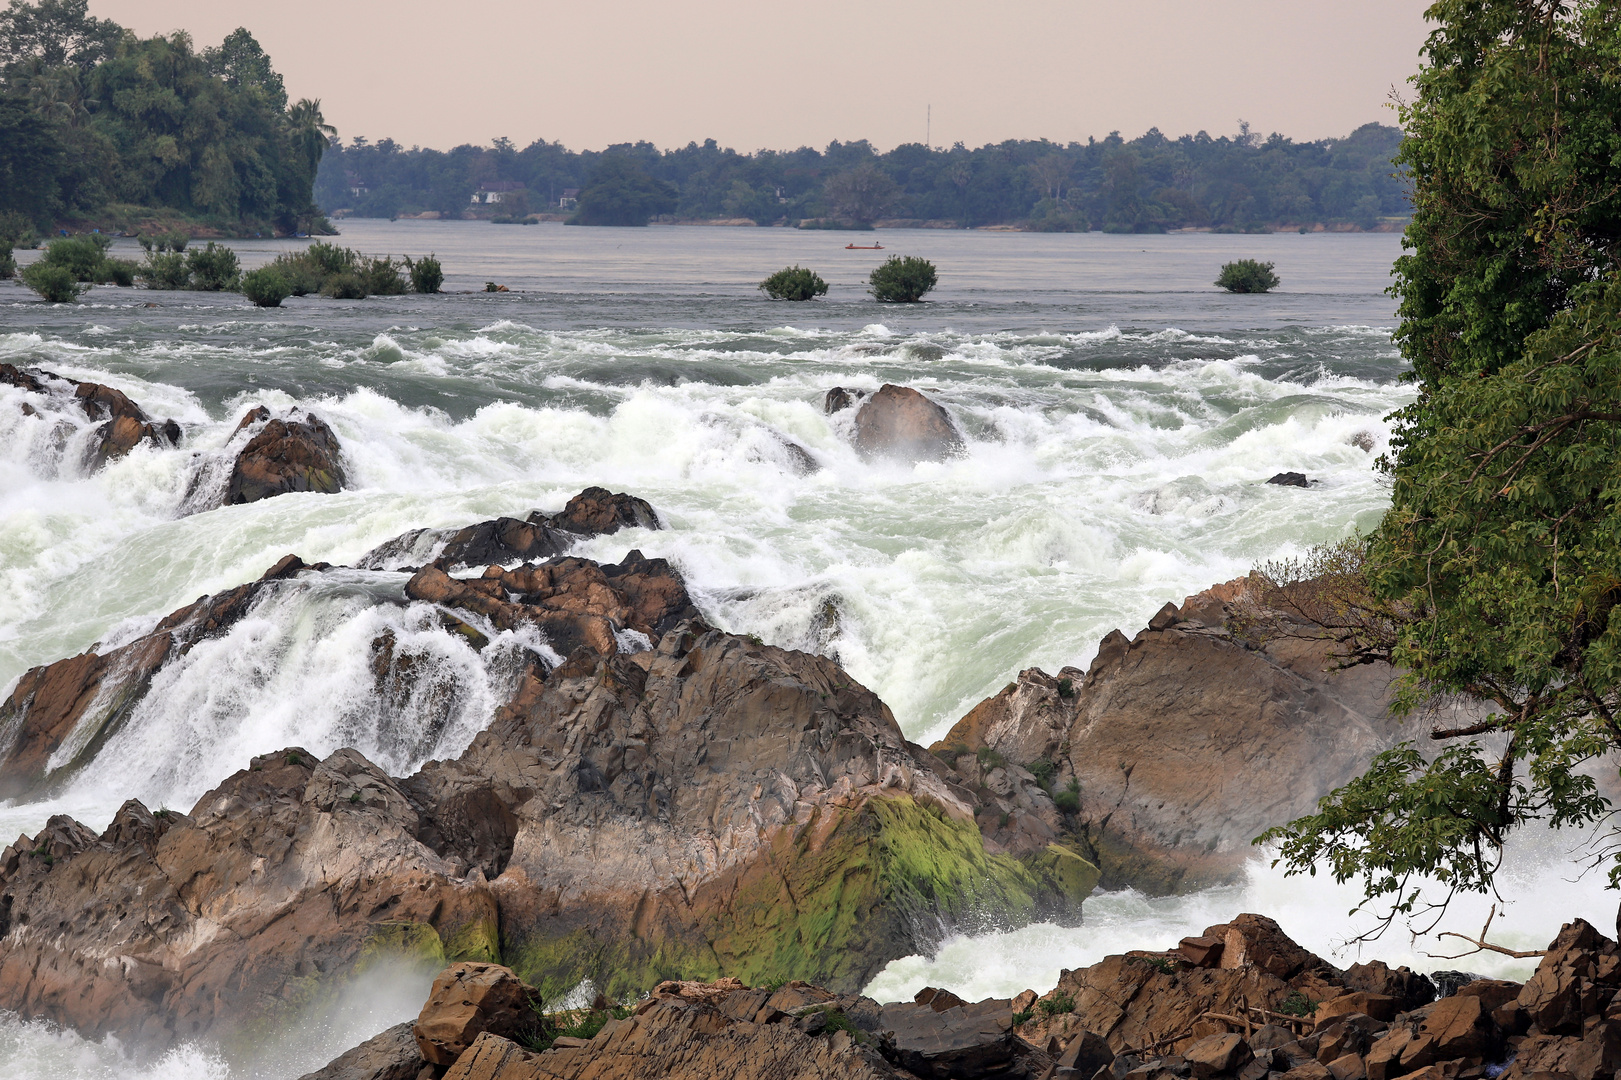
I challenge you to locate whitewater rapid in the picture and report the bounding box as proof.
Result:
[4,226,1601,1079]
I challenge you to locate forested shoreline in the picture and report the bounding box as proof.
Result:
[0,0,330,237]
[318,121,1409,232]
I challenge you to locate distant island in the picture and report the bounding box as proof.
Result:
[318,121,1408,232]
[0,0,331,238]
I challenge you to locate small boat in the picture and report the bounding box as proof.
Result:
[844,243,884,250]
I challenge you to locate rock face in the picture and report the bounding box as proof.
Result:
[358,487,661,572]
[1,362,180,470]
[851,384,965,463]
[296,1022,425,1080]
[223,405,348,504]
[933,575,1405,893]
[0,514,1097,1052]
[0,554,323,801]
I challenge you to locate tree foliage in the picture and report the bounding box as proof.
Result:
[316,125,1409,230]
[0,1,329,232]
[567,155,677,226]
[1260,0,1621,928]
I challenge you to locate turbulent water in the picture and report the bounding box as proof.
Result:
[0,223,1610,1077]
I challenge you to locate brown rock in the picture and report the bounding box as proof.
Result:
[1504,1020,1621,1080]
[414,964,539,1066]
[1342,962,1435,1014]
[223,407,347,504]
[932,665,1082,769]
[914,985,968,1012]
[935,574,1407,893]
[825,386,868,414]
[1365,995,1492,1080]
[1317,993,1398,1025]
[1517,918,1621,1035]
[1450,979,1520,1013]
[1326,1055,1367,1080]
[1178,936,1226,968]
[546,487,659,535]
[1185,1033,1253,1077]
[297,1021,425,1080]
[851,383,964,463]
[1060,1030,1115,1076]
[1316,1015,1382,1064]
[1285,1062,1335,1080]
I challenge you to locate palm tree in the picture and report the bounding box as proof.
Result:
[285,97,336,179]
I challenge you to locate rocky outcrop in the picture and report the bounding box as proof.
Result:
[415,963,539,1065]
[358,488,661,572]
[825,386,870,414]
[1007,915,1621,1080]
[311,971,1057,1080]
[851,384,965,463]
[222,405,348,504]
[1,362,181,470]
[0,544,1096,1053]
[0,554,324,801]
[933,576,1406,893]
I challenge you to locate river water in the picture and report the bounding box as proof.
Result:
[0,222,1610,1077]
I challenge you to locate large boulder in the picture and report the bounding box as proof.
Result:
[223,405,348,504]
[851,383,964,463]
[933,575,1407,893]
[1515,918,1621,1035]
[1,362,180,470]
[414,963,539,1065]
[296,1022,425,1080]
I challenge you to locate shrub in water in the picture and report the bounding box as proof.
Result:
[20,262,84,302]
[869,255,937,302]
[186,242,240,291]
[321,271,368,299]
[96,258,138,287]
[1214,259,1280,293]
[0,245,14,280]
[405,253,443,293]
[138,251,189,290]
[40,235,111,280]
[759,265,829,301]
[241,266,292,307]
[361,255,406,296]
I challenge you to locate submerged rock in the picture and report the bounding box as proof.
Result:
[223,405,348,504]
[1266,471,1311,487]
[357,487,661,572]
[0,554,323,801]
[825,386,870,414]
[851,383,965,463]
[1,361,180,470]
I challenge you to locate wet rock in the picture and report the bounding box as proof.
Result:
[851,383,965,463]
[0,555,326,801]
[825,386,869,414]
[414,963,539,1066]
[296,1021,425,1080]
[933,665,1083,770]
[1266,472,1310,487]
[357,487,661,572]
[223,406,348,504]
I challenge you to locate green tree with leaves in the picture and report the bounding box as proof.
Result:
[568,155,677,226]
[1258,0,1621,933]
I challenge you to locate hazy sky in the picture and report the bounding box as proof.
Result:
[91,1,1430,152]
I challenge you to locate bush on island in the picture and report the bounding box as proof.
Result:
[241,267,292,307]
[869,255,937,303]
[361,255,407,295]
[1215,259,1279,293]
[405,254,443,293]
[185,242,240,291]
[19,262,84,302]
[320,271,368,299]
[0,245,13,280]
[759,265,828,301]
[138,251,189,290]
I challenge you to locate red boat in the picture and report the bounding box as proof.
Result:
[844,243,884,250]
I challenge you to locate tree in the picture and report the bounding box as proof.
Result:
[0,0,123,72]
[1215,260,1279,293]
[568,155,676,226]
[823,163,901,225]
[869,255,936,302]
[1259,0,1621,933]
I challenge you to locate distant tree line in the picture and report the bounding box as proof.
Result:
[0,0,331,234]
[317,121,1409,231]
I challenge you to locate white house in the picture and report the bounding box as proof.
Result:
[471,181,526,205]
